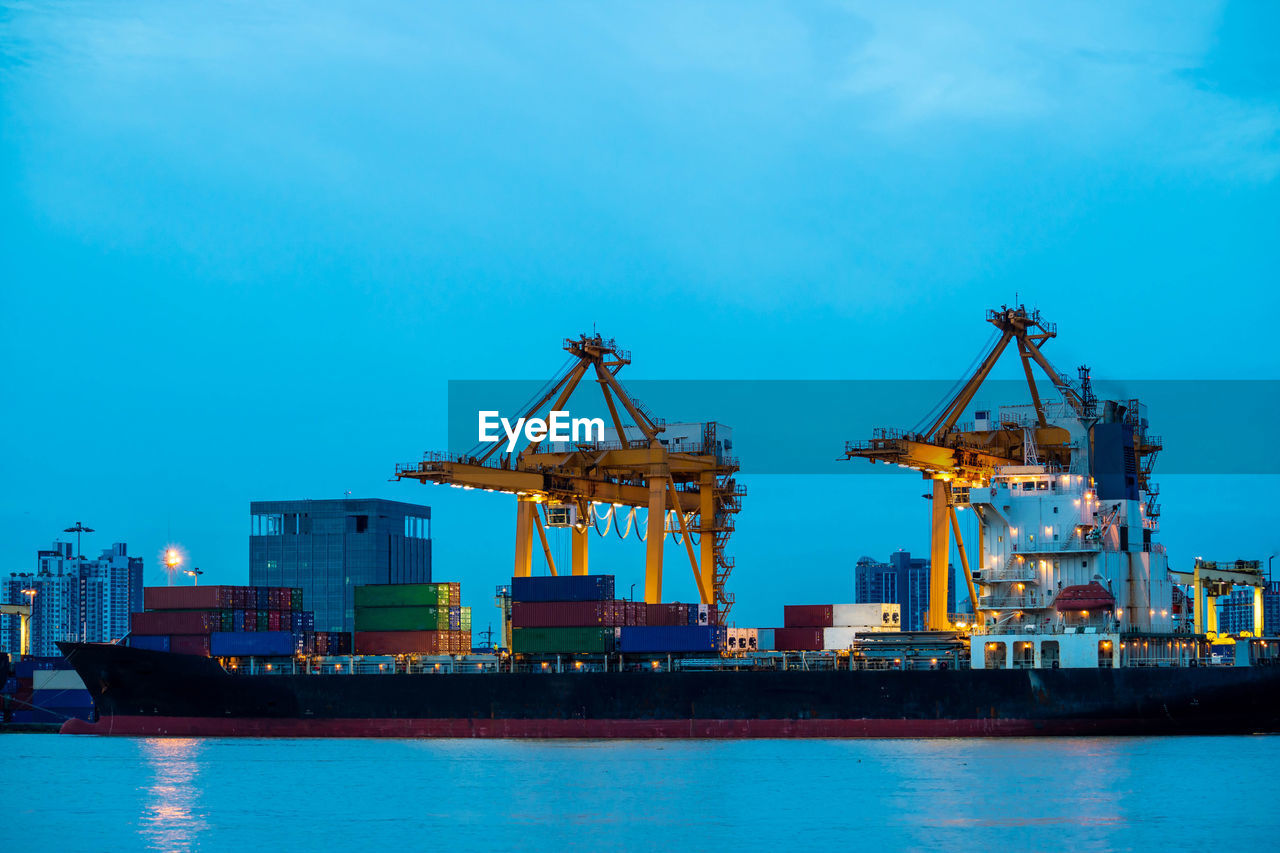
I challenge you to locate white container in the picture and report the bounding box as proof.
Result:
[823,627,860,649]
[32,669,86,691]
[725,628,759,653]
[832,603,901,630]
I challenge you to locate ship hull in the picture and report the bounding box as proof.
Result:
[57,642,1280,738]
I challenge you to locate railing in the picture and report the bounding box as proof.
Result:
[979,593,1046,610]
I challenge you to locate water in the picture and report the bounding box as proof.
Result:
[7,734,1277,851]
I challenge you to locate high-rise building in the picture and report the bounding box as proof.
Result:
[249,498,432,632]
[855,549,956,631]
[1219,581,1280,636]
[1,541,144,656]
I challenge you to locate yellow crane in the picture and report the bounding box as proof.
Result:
[395,333,743,615]
[0,603,33,657]
[844,304,1157,631]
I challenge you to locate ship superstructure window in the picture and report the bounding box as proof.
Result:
[1098,640,1114,668]
[984,641,1007,669]
[1013,641,1034,669]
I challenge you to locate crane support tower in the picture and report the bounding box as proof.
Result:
[395,334,743,616]
[845,304,1162,632]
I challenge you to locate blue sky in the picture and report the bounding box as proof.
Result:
[2,2,1278,628]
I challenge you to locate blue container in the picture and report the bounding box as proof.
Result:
[757,628,775,651]
[14,656,64,679]
[291,612,304,632]
[302,613,314,631]
[31,688,94,708]
[617,625,724,653]
[255,587,270,609]
[210,631,294,657]
[130,635,171,652]
[511,574,615,603]
[234,609,247,631]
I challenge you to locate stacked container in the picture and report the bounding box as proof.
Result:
[353,583,470,655]
[7,657,94,724]
[129,584,332,658]
[509,575,724,655]
[775,603,903,650]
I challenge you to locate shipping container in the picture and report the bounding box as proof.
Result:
[757,628,774,651]
[783,605,834,628]
[30,687,93,708]
[143,585,236,611]
[129,635,171,653]
[617,625,724,653]
[169,635,212,656]
[725,628,759,653]
[256,611,269,631]
[354,630,447,655]
[645,603,692,626]
[511,626,616,654]
[511,575,615,603]
[210,631,294,657]
[822,627,861,650]
[354,606,446,632]
[243,609,257,632]
[511,600,626,628]
[32,670,86,691]
[687,604,719,626]
[625,601,647,626]
[773,627,824,651]
[131,610,221,636]
[831,603,902,630]
[355,583,445,608]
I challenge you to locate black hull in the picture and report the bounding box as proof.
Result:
[57,642,1280,738]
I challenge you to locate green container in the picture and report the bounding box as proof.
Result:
[511,627,616,654]
[256,611,269,631]
[354,584,448,608]
[354,605,447,631]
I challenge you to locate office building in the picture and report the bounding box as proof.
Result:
[1219,581,1280,636]
[855,549,956,631]
[249,498,432,632]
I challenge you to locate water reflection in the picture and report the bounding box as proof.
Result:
[139,738,207,852]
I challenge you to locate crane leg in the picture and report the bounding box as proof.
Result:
[645,472,666,603]
[1255,585,1265,637]
[1207,595,1218,635]
[514,499,535,578]
[699,476,715,605]
[1193,565,1202,635]
[571,526,589,576]
[929,479,952,631]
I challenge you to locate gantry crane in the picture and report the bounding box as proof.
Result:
[0,603,33,656]
[395,334,743,614]
[844,304,1158,631]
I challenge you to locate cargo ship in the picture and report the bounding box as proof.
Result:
[53,639,1280,737]
[52,311,1280,737]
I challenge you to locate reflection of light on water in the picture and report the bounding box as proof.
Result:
[140,738,208,851]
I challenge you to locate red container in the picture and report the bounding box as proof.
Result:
[354,630,444,655]
[143,586,235,611]
[243,609,257,632]
[511,600,625,628]
[267,611,281,631]
[783,605,834,628]
[131,610,221,635]
[646,603,691,626]
[773,627,824,651]
[625,602,647,626]
[169,634,212,656]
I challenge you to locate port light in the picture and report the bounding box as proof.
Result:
[651,661,660,669]
[541,662,548,669]
[574,661,583,669]
[265,664,272,671]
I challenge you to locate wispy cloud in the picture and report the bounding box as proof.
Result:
[835,2,1280,180]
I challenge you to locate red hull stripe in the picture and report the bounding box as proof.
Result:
[60,715,1149,738]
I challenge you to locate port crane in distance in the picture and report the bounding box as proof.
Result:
[0,603,33,656]
[394,333,743,617]
[844,304,1160,631]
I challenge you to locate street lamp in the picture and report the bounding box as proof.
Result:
[63,521,95,558]
[183,567,204,586]
[164,548,182,586]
